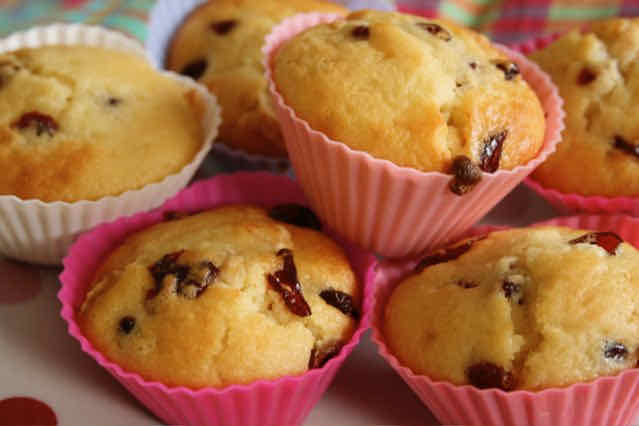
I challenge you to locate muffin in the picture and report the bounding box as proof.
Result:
[384,226,639,391]
[166,0,348,158]
[530,18,639,197]
[78,204,360,388]
[272,9,546,177]
[0,45,205,202]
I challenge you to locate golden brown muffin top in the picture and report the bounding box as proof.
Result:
[0,46,204,202]
[385,227,639,390]
[273,10,545,174]
[80,204,360,388]
[166,0,348,157]
[531,18,639,196]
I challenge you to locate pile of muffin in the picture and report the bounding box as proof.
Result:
[3,0,639,425]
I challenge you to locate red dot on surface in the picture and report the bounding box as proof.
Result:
[0,260,42,305]
[0,397,57,425]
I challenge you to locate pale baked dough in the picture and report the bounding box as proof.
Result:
[273,10,545,173]
[80,205,360,388]
[0,46,204,202]
[385,227,639,390]
[167,0,348,157]
[531,18,639,196]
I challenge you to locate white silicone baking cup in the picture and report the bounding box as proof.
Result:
[145,0,395,173]
[0,24,221,265]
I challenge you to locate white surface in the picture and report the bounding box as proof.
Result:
[1,177,586,426]
[0,277,434,425]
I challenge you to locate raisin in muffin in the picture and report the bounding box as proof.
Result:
[530,18,639,197]
[0,46,204,202]
[79,204,360,388]
[166,0,348,158]
[384,227,639,391]
[272,10,545,178]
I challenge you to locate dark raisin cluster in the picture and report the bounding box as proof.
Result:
[416,22,452,41]
[449,155,482,195]
[494,61,520,81]
[502,279,524,305]
[11,111,59,137]
[351,25,370,40]
[457,280,478,289]
[267,249,311,317]
[466,362,514,390]
[613,135,639,159]
[577,68,597,85]
[211,19,237,35]
[118,316,136,334]
[308,344,341,369]
[147,251,219,300]
[415,236,485,273]
[568,232,622,255]
[604,341,628,362]
[320,289,359,319]
[268,204,321,230]
[180,59,207,80]
[480,131,508,173]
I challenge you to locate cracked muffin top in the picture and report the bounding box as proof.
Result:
[530,18,639,196]
[384,227,639,391]
[0,46,205,202]
[166,0,347,158]
[79,204,360,388]
[272,9,545,174]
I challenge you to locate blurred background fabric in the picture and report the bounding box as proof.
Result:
[401,0,639,42]
[0,0,638,43]
[0,0,153,40]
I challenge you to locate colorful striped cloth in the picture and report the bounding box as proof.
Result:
[399,0,639,42]
[0,0,638,44]
[0,0,153,40]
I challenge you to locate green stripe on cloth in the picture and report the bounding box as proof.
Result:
[0,0,152,39]
[103,14,147,40]
[475,8,501,28]
[440,0,502,28]
[549,5,619,20]
[440,1,476,25]
[470,0,498,5]
[126,0,155,9]
[60,12,91,23]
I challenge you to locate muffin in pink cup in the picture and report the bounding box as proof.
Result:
[371,214,639,426]
[263,10,564,258]
[58,172,377,426]
[516,19,639,215]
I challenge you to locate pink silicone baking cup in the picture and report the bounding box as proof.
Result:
[58,172,377,426]
[371,214,639,426]
[263,13,565,258]
[512,34,639,216]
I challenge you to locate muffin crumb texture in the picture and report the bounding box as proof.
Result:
[273,10,545,173]
[530,18,639,196]
[384,227,639,390]
[0,45,204,202]
[79,205,360,388]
